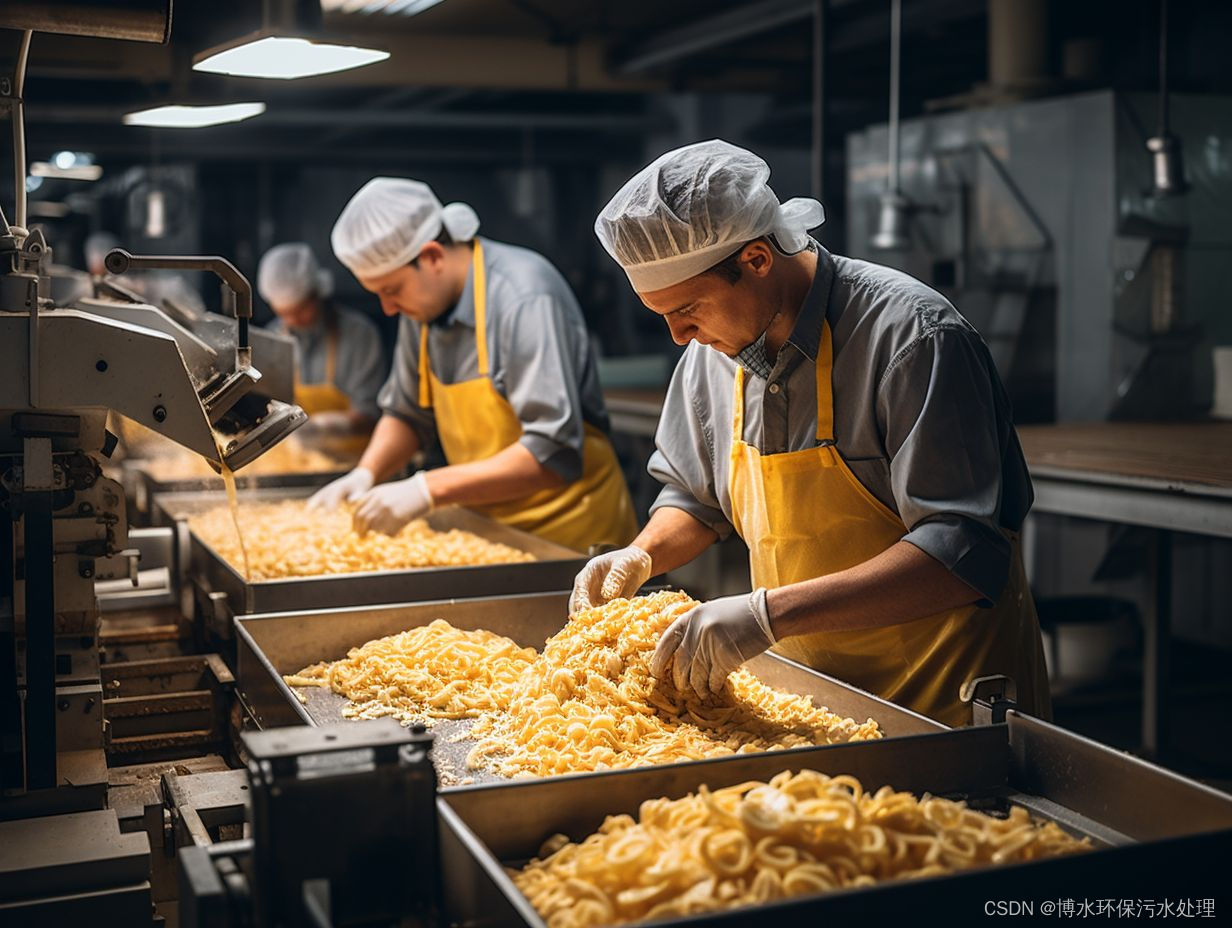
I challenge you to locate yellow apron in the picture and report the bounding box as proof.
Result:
[728,320,1050,727]
[417,241,637,552]
[293,311,370,459]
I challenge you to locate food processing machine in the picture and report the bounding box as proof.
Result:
[0,9,310,919]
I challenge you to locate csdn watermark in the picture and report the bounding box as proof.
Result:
[984,898,1216,918]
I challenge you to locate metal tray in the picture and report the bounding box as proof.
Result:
[439,714,1232,925]
[234,591,945,788]
[154,488,588,629]
[120,458,350,523]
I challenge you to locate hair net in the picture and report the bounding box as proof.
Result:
[330,177,480,278]
[257,242,333,308]
[594,140,825,292]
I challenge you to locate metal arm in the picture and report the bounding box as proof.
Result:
[103,248,253,362]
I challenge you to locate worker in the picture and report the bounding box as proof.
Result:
[572,140,1049,727]
[258,242,384,452]
[308,178,637,552]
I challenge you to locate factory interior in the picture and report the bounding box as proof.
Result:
[2,0,1232,923]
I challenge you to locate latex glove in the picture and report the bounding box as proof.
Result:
[306,466,374,511]
[300,410,352,436]
[650,588,776,699]
[352,471,434,536]
[568,545,653,615]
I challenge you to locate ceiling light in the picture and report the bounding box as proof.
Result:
[122,102,266,129]
[31,161,103,181]
[52,150,77,170]
[194,35,387,80]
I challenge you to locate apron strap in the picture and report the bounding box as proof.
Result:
[416,239,488,410]
[417,324,432,409]
[815,320,835,443]
[472,239,489,377]
[732,365,746,443]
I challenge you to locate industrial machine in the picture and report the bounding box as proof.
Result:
[0,10,307,919]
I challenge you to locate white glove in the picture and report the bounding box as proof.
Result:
[352,471,434,536]
[568,545,653,615]
[306,466,374,511]
[650,588,776,699]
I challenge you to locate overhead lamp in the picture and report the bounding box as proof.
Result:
[123,102,266,129]
[31,161,103,181]
[194,1,389,80]
[1147,0,1187,198]
[871,0,913,251]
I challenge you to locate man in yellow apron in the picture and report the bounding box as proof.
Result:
[572,140,1049,727]
[258,242,384,457]
[308,178,636,552]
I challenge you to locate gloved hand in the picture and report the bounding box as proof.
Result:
[352,471,434,536]
[299,410,352,436]
[568,545,653,614]
[650,588,776,699]
[306,466,374,511]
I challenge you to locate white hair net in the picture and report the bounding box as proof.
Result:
[257,243,333,308]
[330,177,480,278]
[595,140,825,292]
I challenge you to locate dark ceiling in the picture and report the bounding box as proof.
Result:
[2,0,1229,177]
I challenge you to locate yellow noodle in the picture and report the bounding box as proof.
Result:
[188,499,534,580]
[513,769,1091,927]
[466,591,882,778]
[285,619,537,723]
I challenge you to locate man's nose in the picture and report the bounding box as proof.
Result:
[665,315,696,346]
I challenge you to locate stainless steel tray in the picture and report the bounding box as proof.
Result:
[120,458,349,523]
[234,591,945,787]
[440,714,1232,925]
[155,488,588,629]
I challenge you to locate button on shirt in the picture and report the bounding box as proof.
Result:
[648,245,1034,605]
[378,237,609,484]
[268,302,386,419]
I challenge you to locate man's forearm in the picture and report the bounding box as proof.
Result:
[358,415,421,482]
[632,506,719,575]
[766,540,981,639]
[425,442,564,508]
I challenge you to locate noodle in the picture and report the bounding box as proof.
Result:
[466,591,881,778]
[187,499,534,580]
[513,769,1092,927]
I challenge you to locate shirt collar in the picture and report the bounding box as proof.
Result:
[734,241,832,376]
[430,239,479,330]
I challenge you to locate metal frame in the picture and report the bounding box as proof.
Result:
[154,488,588,621]
[1029,464,1232,756]
[439,711,1232,926]
[234,590,945,788]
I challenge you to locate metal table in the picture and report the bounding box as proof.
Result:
[441,712,1232,925]
[154,488,587,640]
[235,591,944,788]
[1019,422,1232,757]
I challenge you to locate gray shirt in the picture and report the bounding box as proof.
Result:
[648,245,1033,605]
[268,302,386,420]
[378,237,609,483]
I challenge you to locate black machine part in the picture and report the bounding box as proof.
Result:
[179,720,441,928]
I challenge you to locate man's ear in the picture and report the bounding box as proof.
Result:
[417,241,447,271]
[739,239,775,278]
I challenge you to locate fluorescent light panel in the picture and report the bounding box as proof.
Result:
[30,161,103,181]
[193,36,388,80]
[123,102,266,128]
